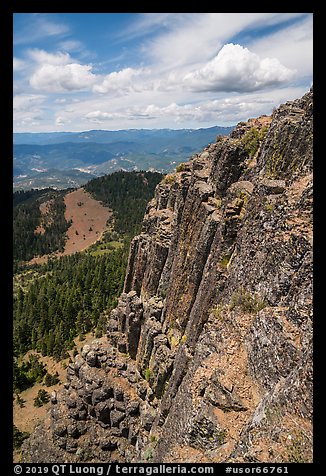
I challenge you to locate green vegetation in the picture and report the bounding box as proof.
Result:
[264,201,275,212]
[144,368,152,382]
[163,174,175,184]
[13,188,71,265]
[13,355,46,393]
[218,251,233,268]
[143,447,154,461]
[34,389,50,407]
[14,247,128,361]
[167,327,181,348]
[87,230,123,257]
[44,372,60,387]
[265,143,284,178]
[241,126,269,157]
[15,393,26,408]
[210,304,225,322]
[175,162,187,172]
[84,171,163,236]
[286,430,311,463]
[216,429,227,445]
[180,335,187,344]
[229,287,266,314]
[13,425,30,450]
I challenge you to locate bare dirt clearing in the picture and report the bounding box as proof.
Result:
[13,333,100,462]
[28,188,112,265]
[63,188,112,255]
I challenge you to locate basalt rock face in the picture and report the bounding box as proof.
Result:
[22,89,313,463]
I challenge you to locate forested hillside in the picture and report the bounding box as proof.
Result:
[85,171,163,235]
[13,189,71,265]
[14,249,127,360]
[13,171,163,395]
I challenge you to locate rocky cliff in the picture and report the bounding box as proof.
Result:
[22,89,313,463]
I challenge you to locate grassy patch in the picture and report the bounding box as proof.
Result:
[180,335,187,344]
[218,251,233,269]
[265,143,285,178]
[286,431,311,463]
[163,174,176,184]
[167,328,181,348]
[144,368,152,382]
[229,287,266,314]
[210,304,225,322]
[176,162,187,172]
[264,201,275,213]
[241,126,269,157]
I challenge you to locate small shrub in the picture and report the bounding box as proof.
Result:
[217,429,227,445]
[215,198,222,209]
[229,287,266,314]
[163,174,175,184]
[265,143,284,178]
[144,368,152,382]
[286,431,310,463]
[143,447,154,461]
[210,304,225,322]
[170,335,180,348]
[242,128,260,156]
[16,393,26,408]
[218,252,232,268]
[44,372,60,387]
[34,389,50,407]
[13,425,30,449]
[242,126,268,157]
[176,163,187,172]
[265,202,275,212]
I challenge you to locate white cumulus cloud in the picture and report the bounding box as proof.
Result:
[85,111,118,124]
[183,43,295,93]
[30,63,96,92]
[93,67,145,94]
[27,49,96,92]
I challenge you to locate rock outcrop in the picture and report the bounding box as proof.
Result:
[22,89,313,463]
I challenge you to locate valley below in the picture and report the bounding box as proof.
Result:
[13,126,233,190]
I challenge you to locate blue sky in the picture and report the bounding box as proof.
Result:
[13,13,313,132]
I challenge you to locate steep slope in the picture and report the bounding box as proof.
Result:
[22,89,313,463]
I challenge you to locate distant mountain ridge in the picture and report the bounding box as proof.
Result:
[14,126,233,145]
[13,126,234,190]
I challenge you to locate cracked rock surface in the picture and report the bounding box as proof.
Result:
[23,89,313,464]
